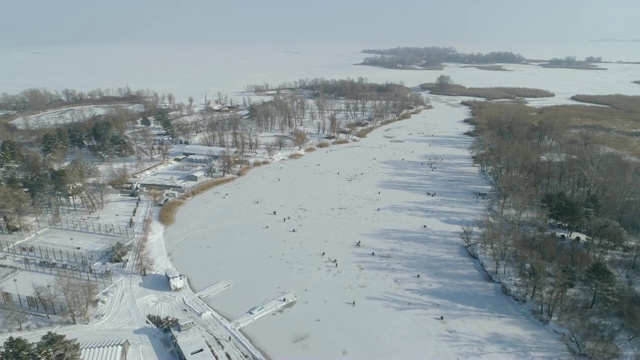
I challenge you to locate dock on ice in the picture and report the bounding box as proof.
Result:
[231,291,298,329]
[196,280,232,299]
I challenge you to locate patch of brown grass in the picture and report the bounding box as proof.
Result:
[289,153,304,159]
[421,83,554,100]
[317,142,331,148]
[305,146,316,153]
[465,98,640,159]
[571,94,640,113]
[237,166,252,176]
[185,177,236,198]
[158,199,185,226]
[381,113,411,126]
[355,126,378,138]
[335,139,349,145]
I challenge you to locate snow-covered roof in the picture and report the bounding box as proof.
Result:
[173,328,214,360]
[80,339,129,360]
[185,155,212,161]
[165,267,180,278]
[177,144,231,157]
[188,170,206,177]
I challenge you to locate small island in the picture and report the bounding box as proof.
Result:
[359,46,614,72]
[540,56,607,70]
[359,46,525,70]
[420,75,554,100]
[461,65,512,71]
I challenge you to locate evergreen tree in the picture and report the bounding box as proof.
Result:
[67,126,86,149]
[41,132,58,155]
[585,261,617,309]
[34,332,81,360]
[0,336,34,360]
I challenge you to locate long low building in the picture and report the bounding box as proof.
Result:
[175,144,236,159]
[80,339,130,360]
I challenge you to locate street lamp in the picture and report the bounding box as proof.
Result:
[13,278,22,307]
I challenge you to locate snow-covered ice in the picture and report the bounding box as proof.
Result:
[164,95,570,359]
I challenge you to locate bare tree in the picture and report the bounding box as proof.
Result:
[460,223,475,246]
[32,283,56,319]
[220,151,235,176]
[133,220,154,276]
[140,127,156,160]
[54,274,79,324]
[54,274,97,324]
[108,165,130,190]
[273,137,287,150]
[292,130,308,150]
[158,143,171,162]
[77,280,97,322]
[3,308,26,331]
[265,142,276,158]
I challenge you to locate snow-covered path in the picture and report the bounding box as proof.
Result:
[165,96,570,359]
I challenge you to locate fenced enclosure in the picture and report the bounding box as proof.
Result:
[0,268,113,319]
[0,239,111,266]
[47,218,134,240]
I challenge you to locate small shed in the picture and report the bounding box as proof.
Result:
[165,267,185,291]
[80,339,130,360]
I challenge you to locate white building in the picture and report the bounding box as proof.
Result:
[171,320,215,360]
[165,267,185,291]
[178,144,233,160]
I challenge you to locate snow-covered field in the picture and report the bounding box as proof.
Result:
[10,104,144,130]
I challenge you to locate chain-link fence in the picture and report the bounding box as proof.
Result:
[0,290,67,316]
[46,218,133,239]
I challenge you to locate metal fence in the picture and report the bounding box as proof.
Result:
[0,290,67,316]
[20,261,114,287]
[47,218,133,239]
[0,240,111,266]
[0,268,113,316]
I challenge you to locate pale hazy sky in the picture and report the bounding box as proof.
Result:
[2,0,639,58]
